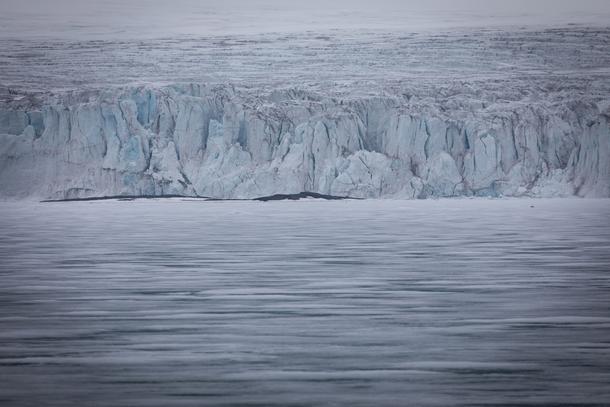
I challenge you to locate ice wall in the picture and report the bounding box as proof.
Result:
[1,84,608,200]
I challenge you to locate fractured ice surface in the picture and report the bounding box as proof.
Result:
[0,28,609,199]
[1,83,608,200]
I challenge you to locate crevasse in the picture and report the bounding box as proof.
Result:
[0,84,608,200]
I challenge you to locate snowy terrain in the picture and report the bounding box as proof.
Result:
[3,0,610,40]
[1,2,609,199]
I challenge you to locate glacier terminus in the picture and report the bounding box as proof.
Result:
[2,2,610,407]
[1,28,609,200]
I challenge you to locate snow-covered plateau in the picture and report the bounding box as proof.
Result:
[1,28,609,199]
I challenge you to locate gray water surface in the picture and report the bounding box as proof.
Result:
[1,199,609,406]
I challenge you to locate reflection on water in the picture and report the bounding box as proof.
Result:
[0,198,609,406]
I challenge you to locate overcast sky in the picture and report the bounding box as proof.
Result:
[1,0,609,39]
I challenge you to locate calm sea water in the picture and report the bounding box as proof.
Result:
[0,198,609,406]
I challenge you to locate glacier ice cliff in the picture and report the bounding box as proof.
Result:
[0,83,609,200]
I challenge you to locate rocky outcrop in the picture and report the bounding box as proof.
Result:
[1,84,608,200]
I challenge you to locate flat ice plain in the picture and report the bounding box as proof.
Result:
[1,198,609,406]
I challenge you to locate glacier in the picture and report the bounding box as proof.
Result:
[1,83,608,200]
[1,27,609,200]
